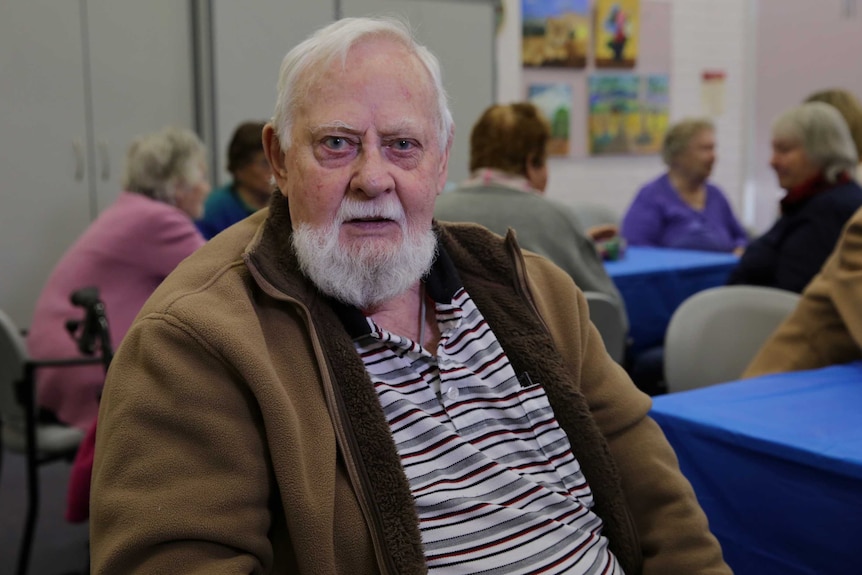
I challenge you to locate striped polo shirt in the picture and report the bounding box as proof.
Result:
[340,248,622,574]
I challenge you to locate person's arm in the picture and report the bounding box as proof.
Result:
[621,188,665,246]
[90,316,275,574]
[525,257,731,574]
[827,212,862,349]
[579,305,730,574]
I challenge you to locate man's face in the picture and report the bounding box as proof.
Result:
[679,129,716,182]
[272,37,450,259]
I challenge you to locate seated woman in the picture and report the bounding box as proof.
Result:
[434,102,625,315]
[743,205,862,378]
[27,126,209,430]
[728,102,862,293]
[196,121,271,239]
[621,118,748,253]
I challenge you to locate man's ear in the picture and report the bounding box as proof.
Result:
[262,123,289,194]
[436,127,454,195]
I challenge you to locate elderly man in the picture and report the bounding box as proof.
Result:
[90,17,730,575]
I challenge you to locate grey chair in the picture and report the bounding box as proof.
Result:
[584,291,628,364]
[663,285,801,393]
[0,308,99,575]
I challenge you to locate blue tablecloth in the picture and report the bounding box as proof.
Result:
[650,362,862,575]
[605,247,739,354]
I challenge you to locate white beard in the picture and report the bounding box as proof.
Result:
[291,197,438,310]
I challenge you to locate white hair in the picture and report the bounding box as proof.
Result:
[772,102,859,183]
[271,17,454,154]
[291,196,438,309]
[122,126,206,203]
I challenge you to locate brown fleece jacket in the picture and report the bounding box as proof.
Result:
[91,193,730,574]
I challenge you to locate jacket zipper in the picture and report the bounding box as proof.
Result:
[246,261,396,575]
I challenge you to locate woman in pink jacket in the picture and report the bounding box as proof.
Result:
[27,126,209,430]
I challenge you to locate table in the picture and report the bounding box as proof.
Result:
[650,362,862,575]
[604,246,739,354]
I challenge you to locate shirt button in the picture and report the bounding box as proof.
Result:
[446,386,459,400]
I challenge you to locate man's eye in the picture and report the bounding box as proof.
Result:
[323,136,347,149]
[392,139,414,151]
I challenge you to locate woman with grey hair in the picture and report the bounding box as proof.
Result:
[27,126,209,431]
[728,102,862,292]
[621,117,748,253]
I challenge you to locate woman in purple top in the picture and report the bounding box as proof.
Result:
[27,127,209,429]
[622,118,748,253]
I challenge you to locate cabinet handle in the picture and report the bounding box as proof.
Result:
[98,139,110,181]
[73,139,85,181]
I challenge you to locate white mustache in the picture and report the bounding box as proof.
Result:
[336,197,406,224]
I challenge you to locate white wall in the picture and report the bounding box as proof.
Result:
[496,0,750,225]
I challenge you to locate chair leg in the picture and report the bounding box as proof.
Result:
[16,450,39,575]
[17,366,40,575]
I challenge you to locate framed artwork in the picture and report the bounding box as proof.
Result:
[522,0,590,68]
[594,0,640,69]
[588,73,668,155]
[633,74,670,154]
[528,83,573,156]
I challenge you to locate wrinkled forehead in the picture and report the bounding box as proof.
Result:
[304,37,432,99]
[295,40,439,135]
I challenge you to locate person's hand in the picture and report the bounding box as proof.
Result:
[588,224,619,242]
[732,245,745,256]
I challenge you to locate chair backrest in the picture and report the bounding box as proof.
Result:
[584,291,628,364]
[0,308,28,430]
[664,285,801,392]
[572,202,620,230]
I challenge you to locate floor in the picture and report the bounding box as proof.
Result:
[0,449,89,575]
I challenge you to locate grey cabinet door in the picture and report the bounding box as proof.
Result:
[0,1,92,327]
[87,0,196,213]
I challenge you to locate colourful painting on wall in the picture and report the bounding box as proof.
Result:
[594,0,640,69]
[522,0,590,68]
[588,73,669,155]
[528,83,573,156]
